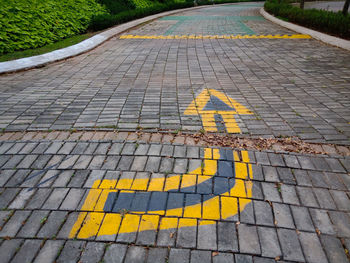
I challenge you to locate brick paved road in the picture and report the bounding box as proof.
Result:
[0,2,349,263]
[1,3,349,144]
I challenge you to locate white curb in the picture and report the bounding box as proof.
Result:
[260,7,350,51]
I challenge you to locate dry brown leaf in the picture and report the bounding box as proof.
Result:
[212,252,219,257]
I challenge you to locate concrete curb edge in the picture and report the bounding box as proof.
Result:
[260,7,350,51]
[0,5,207,74]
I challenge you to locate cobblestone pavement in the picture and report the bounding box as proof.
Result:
[0,3,349,144]
[0,2,350,263]
[0,133,349,262]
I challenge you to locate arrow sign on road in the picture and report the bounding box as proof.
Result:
[69,148,253,239]
[184,89,253,133]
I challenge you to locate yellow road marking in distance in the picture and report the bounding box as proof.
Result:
[70,148,254,238]
[120,34,311,40]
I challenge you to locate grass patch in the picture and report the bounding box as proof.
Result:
[0,33,92,62]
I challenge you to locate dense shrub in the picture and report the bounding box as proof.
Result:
[0,0,108,54]
[98,0,136,14]
[264,0,350,39]
[90,0,193,31]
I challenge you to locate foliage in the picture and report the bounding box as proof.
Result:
[264,0,350,39]
[90,0,193,31]
[0,0,107,54]
[98,0,136,14]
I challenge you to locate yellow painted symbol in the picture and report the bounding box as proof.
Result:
[69,148,254,240]
[184,89,252,133]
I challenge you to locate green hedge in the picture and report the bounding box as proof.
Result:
[264,0,350,39]
[90,0,193,31]
[0,0,107,54]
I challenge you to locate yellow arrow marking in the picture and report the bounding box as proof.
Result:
[69,148,253,238]
[184,89,252,133]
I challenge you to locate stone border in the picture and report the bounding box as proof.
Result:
[0,5,207,75]
[260,7,350,51]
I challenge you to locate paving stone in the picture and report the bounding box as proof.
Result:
[88,155,105,169]
[58,142,76,154]
[277,167,295,185]
[258,226,282,258]
[330,190,350,211]
[145,156,161,172]
[121,143,136,155]
[25,188,52,209]
[261,182,281,202]
[254,200,274,226]
[17,210,50,238]
[8,188,35,209]
[131,156,148,171]
[109,143,124,155]
[255,152,270,166]
[213,253,234,263]
[293,170,312,186]
[68,170,89,188]
[95,142,111,155]
[45,142,63,154]
[217,221,238,252]
[161,145,174,156]
[187,147,199,158]
[124,246,147,263]
[268,152,285,167]
[0,170,15,186]
[16,155,38,169]
[280,184,299,205]
[296,186,319,207]
[328,211,350,238]
[34,240,65,263]
[173,158,188,174]
[174,146,186,158]
[235,254,253,263]
[297,156,316,170]
[190,250,211,263]
[313,188,337,209]
[79,242,105,263]
[262,166,278,182]
[11,239,42,263]
[117,156,134,170]
[291,206,314,232]
[277,229,305,262]
[0,210,30,237]
[57,212,81,239]
[103,243,127,263]
[71,142,89,154]
[159,157,174,173]
[298,232,327,263]
[169,248,190,263]
[240,201,255,224]
[325,158,346,173]
[197,220,217,250]
[238,224,260,255]
[42,188,69,210]
[73,155,93,169]
[177,223,197,248]
[37,211,67,238]
[0,239,23,263]
[84,170,105,188]
[320,235,348,263]
[273,203,295,229]
[60,188,85,210]
[57,240,85,263]
[283,154,300,168]
[135,144,150,155]
[147,248,168,263]
[148,144,162,156]
[0,211,12,228]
